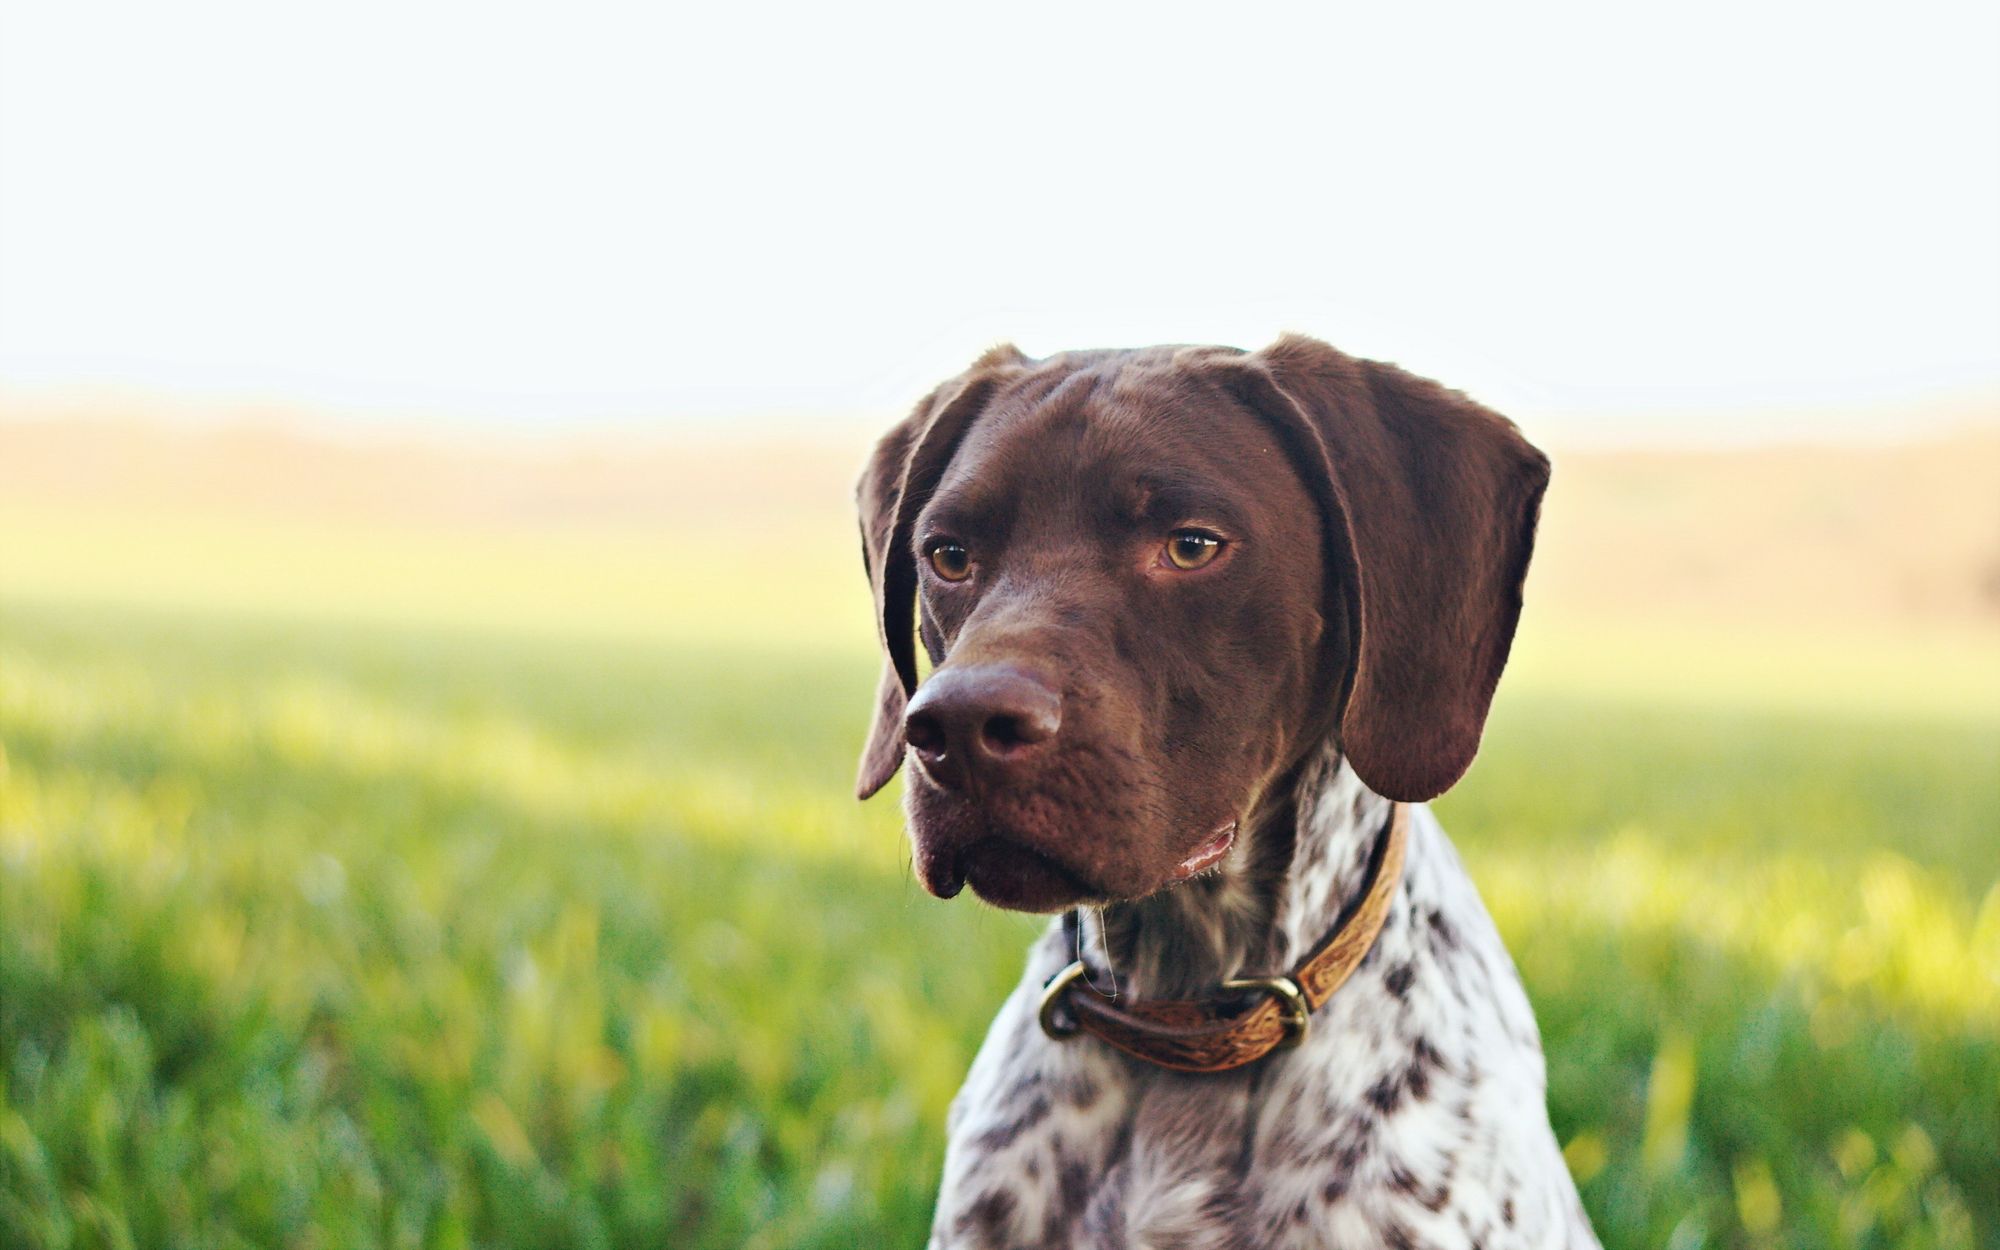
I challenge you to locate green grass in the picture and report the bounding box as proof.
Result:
[1,525,1996,1247]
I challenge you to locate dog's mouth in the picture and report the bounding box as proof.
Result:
[956,836,1097,912]
[919,818,1242,913]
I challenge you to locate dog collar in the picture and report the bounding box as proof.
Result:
[1038,802,1409,1073]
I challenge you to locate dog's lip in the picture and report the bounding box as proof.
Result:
[1171,821,1238,881]
[959,836,1096,913]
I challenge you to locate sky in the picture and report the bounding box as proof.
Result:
[2,0,1997,445]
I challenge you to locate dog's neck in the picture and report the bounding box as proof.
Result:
[1078,742,1393,999]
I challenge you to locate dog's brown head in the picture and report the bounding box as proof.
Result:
[855,335,1548,913]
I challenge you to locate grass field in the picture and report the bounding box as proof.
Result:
[2,473,1997,1249]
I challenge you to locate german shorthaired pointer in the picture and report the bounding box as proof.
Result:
[855,335,1599,1248]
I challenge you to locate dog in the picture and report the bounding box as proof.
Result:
[853,335,1599,1248]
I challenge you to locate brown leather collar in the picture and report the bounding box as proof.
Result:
[1038,802,1410,1074]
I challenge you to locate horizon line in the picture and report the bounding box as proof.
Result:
[3,377,1998,456]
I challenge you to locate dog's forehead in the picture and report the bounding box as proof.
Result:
[930,352,1271,517]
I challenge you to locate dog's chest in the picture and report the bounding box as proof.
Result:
[927,811,1597,1250]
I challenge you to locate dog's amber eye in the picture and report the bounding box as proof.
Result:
[929,541,973,581]
[1165,530,1222,570]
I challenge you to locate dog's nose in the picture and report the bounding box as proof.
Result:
[903,663,1062,790]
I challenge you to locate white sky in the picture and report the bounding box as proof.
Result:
[2,0,1997,443]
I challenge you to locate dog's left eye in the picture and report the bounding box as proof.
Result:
[1163,529,1223,571]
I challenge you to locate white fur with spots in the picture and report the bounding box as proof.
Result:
[926,749,1600,1249]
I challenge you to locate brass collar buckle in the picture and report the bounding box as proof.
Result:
[1221,974,1311,1049]
[1037,960,1088,1040]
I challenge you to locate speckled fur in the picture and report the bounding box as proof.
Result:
[928,746,1599,1248]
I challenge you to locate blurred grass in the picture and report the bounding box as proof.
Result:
[2,503,1997,1249]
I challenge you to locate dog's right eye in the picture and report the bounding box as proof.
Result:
[928,541,973,582]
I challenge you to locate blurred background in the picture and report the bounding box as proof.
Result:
[2,2,1996,1248]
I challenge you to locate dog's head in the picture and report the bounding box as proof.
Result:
[855,335,1548,912]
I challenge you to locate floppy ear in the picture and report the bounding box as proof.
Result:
[1213,334,1550,802]
[855,345,1029,799]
